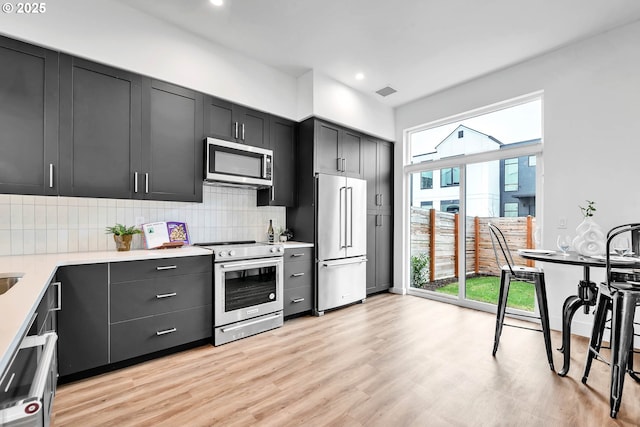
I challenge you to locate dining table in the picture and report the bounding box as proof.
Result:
[518,250,640,376]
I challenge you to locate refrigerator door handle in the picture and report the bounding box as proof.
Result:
[346,186,353,248]
[321,257,368,268]
[339,186,347,249]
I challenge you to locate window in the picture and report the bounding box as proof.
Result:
[420,171,433,189]
[441,199,459,213]
[504,158,518,191]
[528,155,536,167]
[420,201,433,209]
[504,202,519,217]
[440,167,460,187]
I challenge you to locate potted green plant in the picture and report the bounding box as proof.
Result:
[105,223,142,251]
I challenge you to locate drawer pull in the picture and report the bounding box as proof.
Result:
[156,292,177,299]
[156,265,177,271]
[291,272,305,277]
[291,298,305,303]
[291,253,305,257]
[156,327,177,336]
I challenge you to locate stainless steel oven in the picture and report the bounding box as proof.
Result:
[194,241,284,346]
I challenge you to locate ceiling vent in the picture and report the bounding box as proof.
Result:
[375,86,397,97]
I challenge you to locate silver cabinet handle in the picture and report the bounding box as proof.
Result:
[292,298,305,303]
[291,253,305,257]
[134,172,138,193]
[337,158,342,172]
[380,194,383,206]
[156,265,177,271]
[145,173,149,194]
[291,272,305,277]
[49,164,54,188]
[156,327,177,336]
[241,123,245,141]
[156,292,177,299]
[52,282,62,311]
[376,214,383,227]
[234,122,239,139]
[342,158,346,172]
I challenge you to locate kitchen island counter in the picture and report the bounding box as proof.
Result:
[0,246,212,377]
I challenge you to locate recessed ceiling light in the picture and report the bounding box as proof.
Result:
[355,72,365,81]
[209,0,223,6]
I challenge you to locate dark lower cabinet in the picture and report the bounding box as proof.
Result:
[142,79,204,202]
[59,55,142,199]
[283,247,314,317]
[366,213,393,294]
[56,263,109,377]
[0,36,58,196]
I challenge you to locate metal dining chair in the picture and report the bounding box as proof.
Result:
[581,223,640,418]
[488,222,554,371]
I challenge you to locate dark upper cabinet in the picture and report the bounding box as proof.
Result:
[204,95,269,148]
[59,55,142,199]
[313,119,362,178]
[363,138,393,214]
[0,37,59,196]
[257,116,297,207]
[142,79,203,202]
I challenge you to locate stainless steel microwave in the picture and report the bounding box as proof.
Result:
[204,137,273,188]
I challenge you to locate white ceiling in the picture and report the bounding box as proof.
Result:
[117,0,640,108]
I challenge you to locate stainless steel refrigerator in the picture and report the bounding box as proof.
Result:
[315,174,367,315]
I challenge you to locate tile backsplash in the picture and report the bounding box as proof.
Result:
[0,185,286,256]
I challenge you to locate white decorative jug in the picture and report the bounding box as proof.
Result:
[572,217,605,256]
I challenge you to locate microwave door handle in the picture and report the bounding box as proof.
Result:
[262,155,268,179]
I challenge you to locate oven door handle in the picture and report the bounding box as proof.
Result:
[11,332,58,415]
[221,314,282,333]
[220,259,280,269]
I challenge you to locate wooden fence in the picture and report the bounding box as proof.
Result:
[410,208,536,282]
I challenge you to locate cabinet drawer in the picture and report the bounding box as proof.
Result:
[110,305,212,363]
[284,261,313,290]
[110,272,212,323]
[284,248,313,263]
[110,256,211,283]
[284,286,312,317]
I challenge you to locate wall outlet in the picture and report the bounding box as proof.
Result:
[558,216,567,229]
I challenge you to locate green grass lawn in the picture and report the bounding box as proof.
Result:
[435,276,534,311]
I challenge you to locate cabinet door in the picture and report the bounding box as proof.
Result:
[0,37,58,195]
[258,116,296,206]
[56,263,109,377]
[142,79,203,202]
[375,213,393,292]
[315,121,341,174]
[378,141,393,214]
[362,138,378,212]
[59,55,141,199]
[204,95,234,141]
[235,105,269,148]
[366,214,378,294]
[341,130,362,178]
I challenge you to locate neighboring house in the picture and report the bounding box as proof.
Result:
[412,125,537,217]
[499,139,539,217]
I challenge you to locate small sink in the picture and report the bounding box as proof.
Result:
[0,273,24,295]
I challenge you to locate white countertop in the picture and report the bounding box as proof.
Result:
[0,246,212,375]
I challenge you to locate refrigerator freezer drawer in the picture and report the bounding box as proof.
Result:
[317,257,367,313]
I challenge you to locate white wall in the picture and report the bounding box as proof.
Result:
[395,20,640,336]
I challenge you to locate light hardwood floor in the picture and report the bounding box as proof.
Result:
[52,293,640,426]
